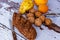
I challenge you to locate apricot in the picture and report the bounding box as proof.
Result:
[34,0,48,5]
[38,4,48,13]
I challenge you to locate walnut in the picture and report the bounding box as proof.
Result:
[27,13,34,17]
[29,8,36,13]
[28,17,35,23]
[35,18,42,27]
[39,15,46,22]
[35,11,42,17]
[45,18,52,25]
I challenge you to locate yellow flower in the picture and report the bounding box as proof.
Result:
[19,0,34,14]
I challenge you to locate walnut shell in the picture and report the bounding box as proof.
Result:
[29,8,36,13]
[35,18,42,27]
[39,15,46,22]
[45,18,52,25]
[27,13,34,17]
[28,17,35,23]
[35,11,42,17]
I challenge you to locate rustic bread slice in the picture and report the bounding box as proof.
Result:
[12,13,37,39]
